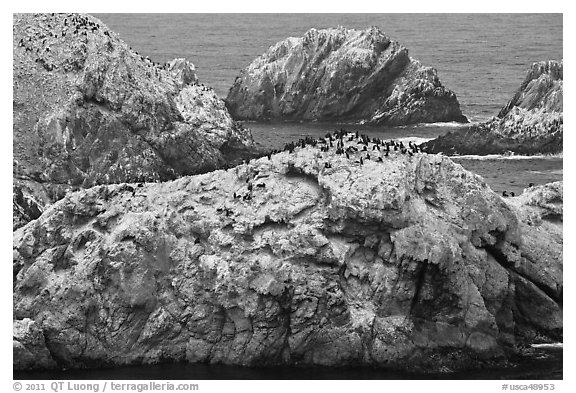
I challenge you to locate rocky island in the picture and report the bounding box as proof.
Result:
[423,60,563,155]
[225,27,468,126]
[13,13,254,230]
[14,131,561,372]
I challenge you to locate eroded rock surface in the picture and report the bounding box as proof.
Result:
[225,27,467,125]
[503,182,563,330]
[13,134,561,372]
[424,61,563,155]
[13,13,254,229]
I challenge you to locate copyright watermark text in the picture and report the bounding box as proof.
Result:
[13,381,199,392]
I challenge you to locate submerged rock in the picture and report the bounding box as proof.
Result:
[424,61,563,155]
[13,13,254,229]
[225,27,467,125]
[13,134,561,372]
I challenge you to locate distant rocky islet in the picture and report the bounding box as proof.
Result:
[13,13,562,374]
[225,26,468,126]
[423,60,563,156]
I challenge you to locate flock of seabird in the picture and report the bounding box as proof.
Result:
[228,129,429,203]
[16,13,111,71]
[228,128,537,203]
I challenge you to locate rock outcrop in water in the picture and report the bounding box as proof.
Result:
[13,13,254,230]
[225,27,467,126]
[13,133,561,372]
[423,61,563,155]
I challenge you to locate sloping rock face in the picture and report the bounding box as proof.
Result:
[502,182,563,339]
[13,13,254,229]
[225,27,467,125]
[424,61,563,155]
[13,134,561,372]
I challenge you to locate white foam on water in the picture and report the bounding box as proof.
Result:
[531,343,563,349]
[397,136,434,145]
[414,121,471,128]
[452,153,563,160]
[529,169,564,175]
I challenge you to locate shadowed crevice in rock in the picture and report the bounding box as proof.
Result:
[485,243,560,306]
[409,262,429,317]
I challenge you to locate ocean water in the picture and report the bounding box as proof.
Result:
[14,344,563,380]
[18,14,561,380]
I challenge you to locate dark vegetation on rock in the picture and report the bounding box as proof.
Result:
[14,131,562,372]
[225,27,468,126]
[423,61,563,156]
[13,13,254,229]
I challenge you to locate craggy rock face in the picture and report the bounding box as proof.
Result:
[225,27,467,125]
[503,182,563,315]
[13,134,561,372]
[424,61,563,155]
[13,13,254,229]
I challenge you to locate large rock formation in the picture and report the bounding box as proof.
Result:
[13,134,561,372]
[225,27,467,125]
[424,61,563,155]
[13,13,254,229]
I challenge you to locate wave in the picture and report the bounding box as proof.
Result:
[531,343,563,349]
[397,136,434,145]
[529,169,564,175]
[397,121,471,129]
[452,152,563,160]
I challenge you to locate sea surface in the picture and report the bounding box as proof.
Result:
[14,344,562,380]
[21,14,560,380]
